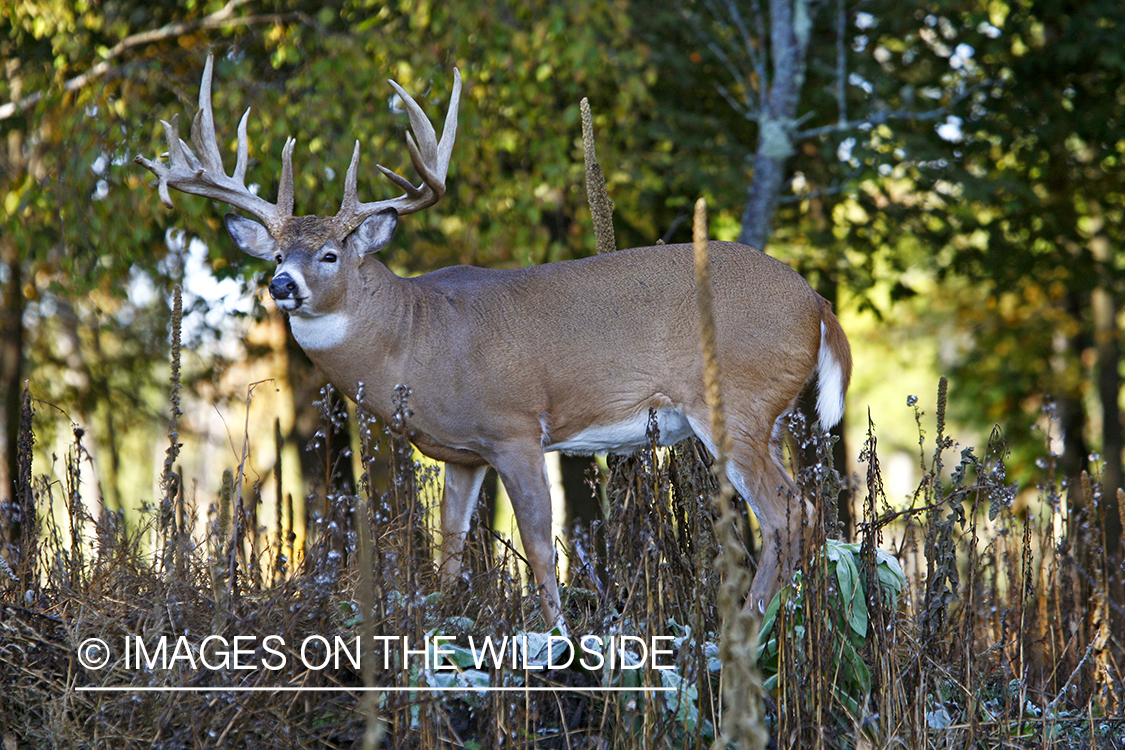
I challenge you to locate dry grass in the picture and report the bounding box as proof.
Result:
[2,360,1123,749]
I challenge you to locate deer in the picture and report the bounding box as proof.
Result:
[136,53,852,628]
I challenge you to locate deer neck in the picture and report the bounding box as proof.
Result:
[288,260,417,419]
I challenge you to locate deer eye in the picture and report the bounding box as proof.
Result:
[321,252,337,263]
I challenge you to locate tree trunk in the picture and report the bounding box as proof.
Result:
[737,0,812,252]
[1,240,24,509]
[0,242,24,580]
[1092,239,1123,560]
[740,151,789,252]
[560,454,600,533]
[1092,247,1125,642]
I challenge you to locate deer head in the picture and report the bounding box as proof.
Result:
[136,52,460,326]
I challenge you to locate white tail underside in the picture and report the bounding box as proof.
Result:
[816,320,846,429]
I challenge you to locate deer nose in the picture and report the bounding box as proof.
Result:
[269,272,298,300]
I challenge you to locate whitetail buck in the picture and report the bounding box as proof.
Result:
[136,54,851,627]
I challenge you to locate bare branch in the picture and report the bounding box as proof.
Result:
[715,81,759,122]
[793,79,994,141]
[747,0,769,94]
[708,0,766,111]
[835,0,847,124]
[681,3,759,115]
[778,181,846,204]
[0,1,309,121]
[719,0,764,82]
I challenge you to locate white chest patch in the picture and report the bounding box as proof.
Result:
[544,407,694,454]
[289,312,349,351]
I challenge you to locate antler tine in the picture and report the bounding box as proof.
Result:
[233,108,251,184]
[277,136,296,219]
[436,69,461,171]
[144,114,183,208]
[134,52,293,235]
[331,68,461,235]
[375,161,424,195]
[190,53,224,174]
[388,79,438,167]
[338,141,363,217]
[389,68,462,195]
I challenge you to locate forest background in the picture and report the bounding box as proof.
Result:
[1,0,1123,567]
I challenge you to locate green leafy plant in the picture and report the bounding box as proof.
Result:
[756,539,906,714]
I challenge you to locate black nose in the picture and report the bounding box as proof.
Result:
[269,272,298,300]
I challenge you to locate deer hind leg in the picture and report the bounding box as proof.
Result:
[690,410,810,614]
[489,445,563,628]
[726,430,811,614]
[439,463,489,588]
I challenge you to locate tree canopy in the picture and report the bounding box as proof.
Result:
[2,0,1123,553]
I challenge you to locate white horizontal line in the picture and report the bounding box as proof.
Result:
[77,685,674,693]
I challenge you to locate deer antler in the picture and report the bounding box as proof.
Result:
[330,68,461,236]
[135,52,294,236]
[136,53,462,239]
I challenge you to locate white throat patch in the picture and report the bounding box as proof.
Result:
[289,312,349,351]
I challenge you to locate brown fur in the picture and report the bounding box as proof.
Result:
[239,226,852,625]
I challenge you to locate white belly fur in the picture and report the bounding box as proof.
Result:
[544,407,694,454]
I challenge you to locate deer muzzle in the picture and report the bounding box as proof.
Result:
[269,272,299,301]
[268,272,304,312]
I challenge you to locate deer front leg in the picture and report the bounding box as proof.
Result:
[490,446,563,628]
[438,463,489,588]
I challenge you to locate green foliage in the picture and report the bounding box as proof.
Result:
[8,0,1124,513]
[756,539,906,715]
[2,0,665,508]
[827,0,1125,481]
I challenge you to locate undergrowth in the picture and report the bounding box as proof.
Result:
[2,360,1123,749]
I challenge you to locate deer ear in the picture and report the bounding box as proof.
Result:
[349,210,398,256]
[224,214,277,260]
